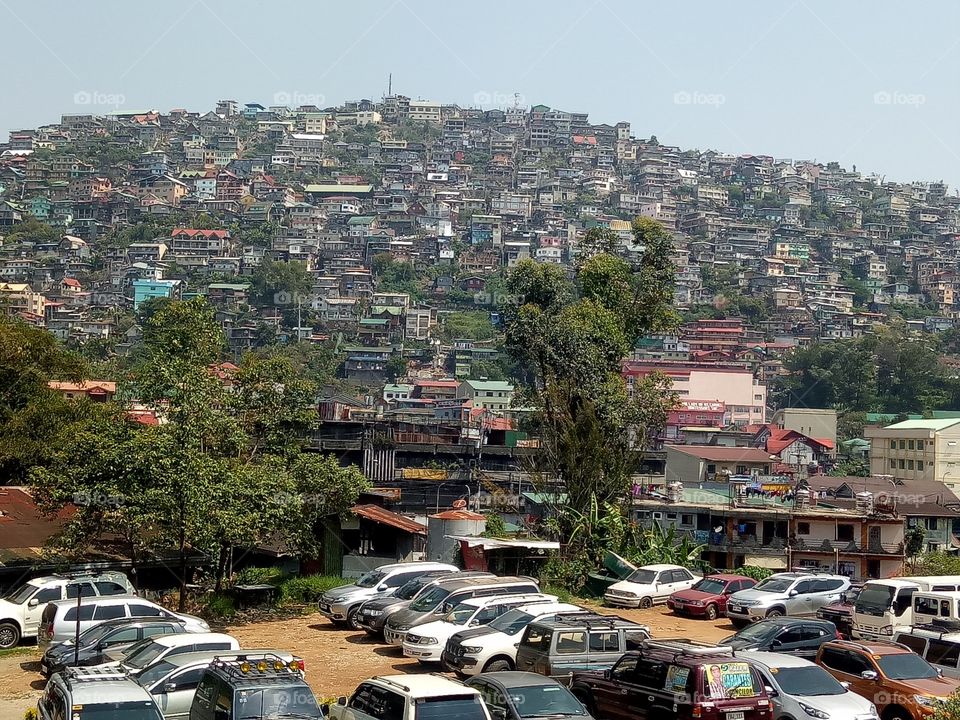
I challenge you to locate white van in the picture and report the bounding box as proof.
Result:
[853,576,960,640]
[894,625,960,679]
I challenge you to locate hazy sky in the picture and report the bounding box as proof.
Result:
[4,0,959,188]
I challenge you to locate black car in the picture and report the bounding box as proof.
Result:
[189,654,322,720]
[466,671,593,720]
[40,617,188,677]
[720,617,839,660]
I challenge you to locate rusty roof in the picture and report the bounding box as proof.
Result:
[352,504,427,535]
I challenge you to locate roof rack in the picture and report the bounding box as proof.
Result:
[906,622,960,638]
[62,666,130,685]
[641,639,734,657]
[550,613,622,629]
[209,653,301,680]
[373,676,411,693]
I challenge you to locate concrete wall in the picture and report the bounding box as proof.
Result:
[774,408,837,444]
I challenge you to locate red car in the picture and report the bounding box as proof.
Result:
[668,573,757,620]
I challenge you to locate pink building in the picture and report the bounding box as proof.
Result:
[664,399,728,441]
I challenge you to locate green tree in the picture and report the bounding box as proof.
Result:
[251,259,313,307]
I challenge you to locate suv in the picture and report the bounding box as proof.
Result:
[41,617,190,676]
[40,595,209,647]
[319,561,459,628]
[817,583,862,638]
[356,571,489,637]
[895,624,960,679]
[442,603,583,677]
[721,618,840,660]
[817,639,960,720]
[726,572,851,626]
[384,576,540,646]
[101,632,240,673]
[0,571,134,649]
[329,674,491,720]
[668,573,757,621]
[604,564,701,609]
[39,666,163,720]
[569,639,773,720]
[514,613,650,680]
[189,655,323,720]
[743,651,878,720]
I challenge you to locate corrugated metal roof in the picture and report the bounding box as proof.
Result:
[352,504,427,535]
[430,510,485,521]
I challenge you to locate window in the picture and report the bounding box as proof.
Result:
[797,522,810,535]
[890,459,896,469]
[129,603,164,617]
[814,579,846,593]
[820,648,873,676]
[556,631,586,654]
[169,667,204,692]
[909,439,915,450]
[898,634,928,655]
[899,459,906,470]
[636,658,668,691]
[611,656,639,681]
[589,631,620,652]
[837,524,854,542]
[908,460,914,470]
[144,624,176,638]
[777,627,806,644]
[93,604,126,620]
[35,588,61,603]
[95,581,127,596]
[918,440,925,450]
[926,640,960,669]
[671,570,692,583]
[66,583,96,599]
[64,605,95,621]
[918,460,925,471]
[105,627,139,644]
[900,440,906,450]
[681,514,694,526]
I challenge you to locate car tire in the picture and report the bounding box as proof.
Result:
[572,692,597,718]
[484,658,514,672]
[882,707,911,720]
[0,622,20,650]
[347,607,362,631]
[639,597,653,609]
[705,604,718,621]
[766,607,784,618]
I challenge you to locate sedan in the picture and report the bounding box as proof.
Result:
[721,618,839,660]
[466,672,593,720]
[668,574,757,621]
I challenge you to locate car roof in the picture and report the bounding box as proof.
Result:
[162,649,295,668]
[378,562,459,573]
[48,593,141,609]
[90,616,182,630]
[371,674,481,698]
[144,632,234,647]
[738,651,818,669]
[532,612,643,629]
[431,576,536,590]
[637,564,686,571]
[824,639,911,655]
[457,593,553,609]
[69,679,154,703]
[709,573,753,582]
[746,617,833,628]
[471,671,566,689]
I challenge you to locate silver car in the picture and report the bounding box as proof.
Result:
[726,573,850,625]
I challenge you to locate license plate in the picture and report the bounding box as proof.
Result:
[730,605,741,613]
[727,713,744,720]
[320,604,330,611]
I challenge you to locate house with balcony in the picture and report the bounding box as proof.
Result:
[665,444,774,483]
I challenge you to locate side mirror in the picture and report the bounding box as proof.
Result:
[860,670,878,681]
[788,589,799,597]
[378,585,389,591]
[470,620,480,626]
[164,682,177,692]
[603,669,612,680]
[764,685,778,697]
[337,696,348,706]
[770,639,783,649]
[28,598,39,608]
[491,709,508,720]
[840,681,850,689]
[938,668,944,678]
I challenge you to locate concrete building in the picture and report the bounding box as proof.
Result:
[865,418,960,489]
[665,444,774,484]
[456,380,514,414]
[770,408,838,446]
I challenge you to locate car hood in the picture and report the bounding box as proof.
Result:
[891,675,960,696]
[407,619,460,638]
[730,589,781,603]
[671,589,720,602]
[721,635,768,649]
[362,597,410,612]
[0,598,21,613]
[794,690,874,715]
[323,585,367,600]
[607,580,653,593]
[450,626,499,643]
[387,608,432,628]
[819,601,853,613]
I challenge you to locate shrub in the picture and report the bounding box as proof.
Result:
[204,593,237,620]
[234,566,288,586]
[277,575,346,604]
[24,710,38,720]
[731,566,774,581]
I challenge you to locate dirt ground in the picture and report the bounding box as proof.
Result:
[0,604,740,717]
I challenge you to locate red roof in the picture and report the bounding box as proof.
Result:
[171,228,229,239]
[62,278,81,288]
[666,445,773,463]
[0,487,74,554]
[352,504,427,535]
[572,135,597,145]
[763,427,835,454]
[430,509,485,521]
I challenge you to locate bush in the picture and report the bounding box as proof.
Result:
[24,710,38,720]
[540,583,577,604]
[731,566,774,581]
[277,575,346,604]
[204,594,237,620]
[234,566,288,586]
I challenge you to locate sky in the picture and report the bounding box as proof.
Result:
[3,0,959,188]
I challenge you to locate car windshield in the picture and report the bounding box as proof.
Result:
[445,603,479,625]
[415,696,488,720]
[396,579,428,600]
[74,702,163,720]
[410,586,450,612]
[876,653,938,680]
[626,570,656,584]
[508,684,587,717]
[77,622,118,646]
[490,609,535,635]
[754,577,793,593]
[856,584,895,611]
[123,640,167,670]
[135,659,177,688]
[236,685,321,718]
[356,570,387,588]
[4,583,39,604]
[772,666,846,696]
[728,622,778,643]
[843,586,862,604]
[693,579,727,594]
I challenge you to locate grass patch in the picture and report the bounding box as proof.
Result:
[0,646,36,659]
[277,575,346,604]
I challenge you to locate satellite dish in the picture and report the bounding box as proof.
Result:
[452,499,467,509]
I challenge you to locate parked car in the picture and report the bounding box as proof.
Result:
[466,671,592,720]
[443,604,584,677]
[895,625,960,679]
[39,595,209,647]
[726,572,851,626]
[189,654,323,720]
[603,564,700,609]
[742,651,879,720]
[816,583,862,638]
[817,639,960,720]
[385,576,540,646]
[329,674,491,720]
[720,618,840,660]
[514,613,650,680]
[569,639,773,720]
[39,666,163,720]
[136,650,305,720]
[40,617,191,676]
[667,573,757,620]
[99,632,240,674]
[319,561,459,628]
[356,571,490,638]
[403,594,556,663]
[0,571,134,649]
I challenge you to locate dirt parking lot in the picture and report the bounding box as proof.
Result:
[0,604,739,717]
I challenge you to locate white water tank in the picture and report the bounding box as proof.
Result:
[855,491,874,514]
[795,488,810,509]
[667,482,683,503]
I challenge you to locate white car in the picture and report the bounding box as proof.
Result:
[402,593,556,663]
[742,651,879,720]
[330,674,491,720]
[604,564,700,609]
[97,632,240,674]
[441,602,583,676]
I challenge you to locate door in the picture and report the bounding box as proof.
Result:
[797,624,834,660]
[590,655,639,720]
[25,587,62,635]
[787,580,817,615]
[99,626,140,653]
[811,579,846,611]
[588,630,622,670]
[770,625,811,654]
[155,666,205,720]
[818,648,878,706]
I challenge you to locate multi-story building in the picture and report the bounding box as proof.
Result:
[865,418,960,489]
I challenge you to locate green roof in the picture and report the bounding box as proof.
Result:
[521,492,568,504]
[207,283,250,291]
[305,184,373,194]
[371,305,403,316]
[359,318,388,326]
[347,215,376,225]
[462,380,514,392]
[885,418,960,431]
